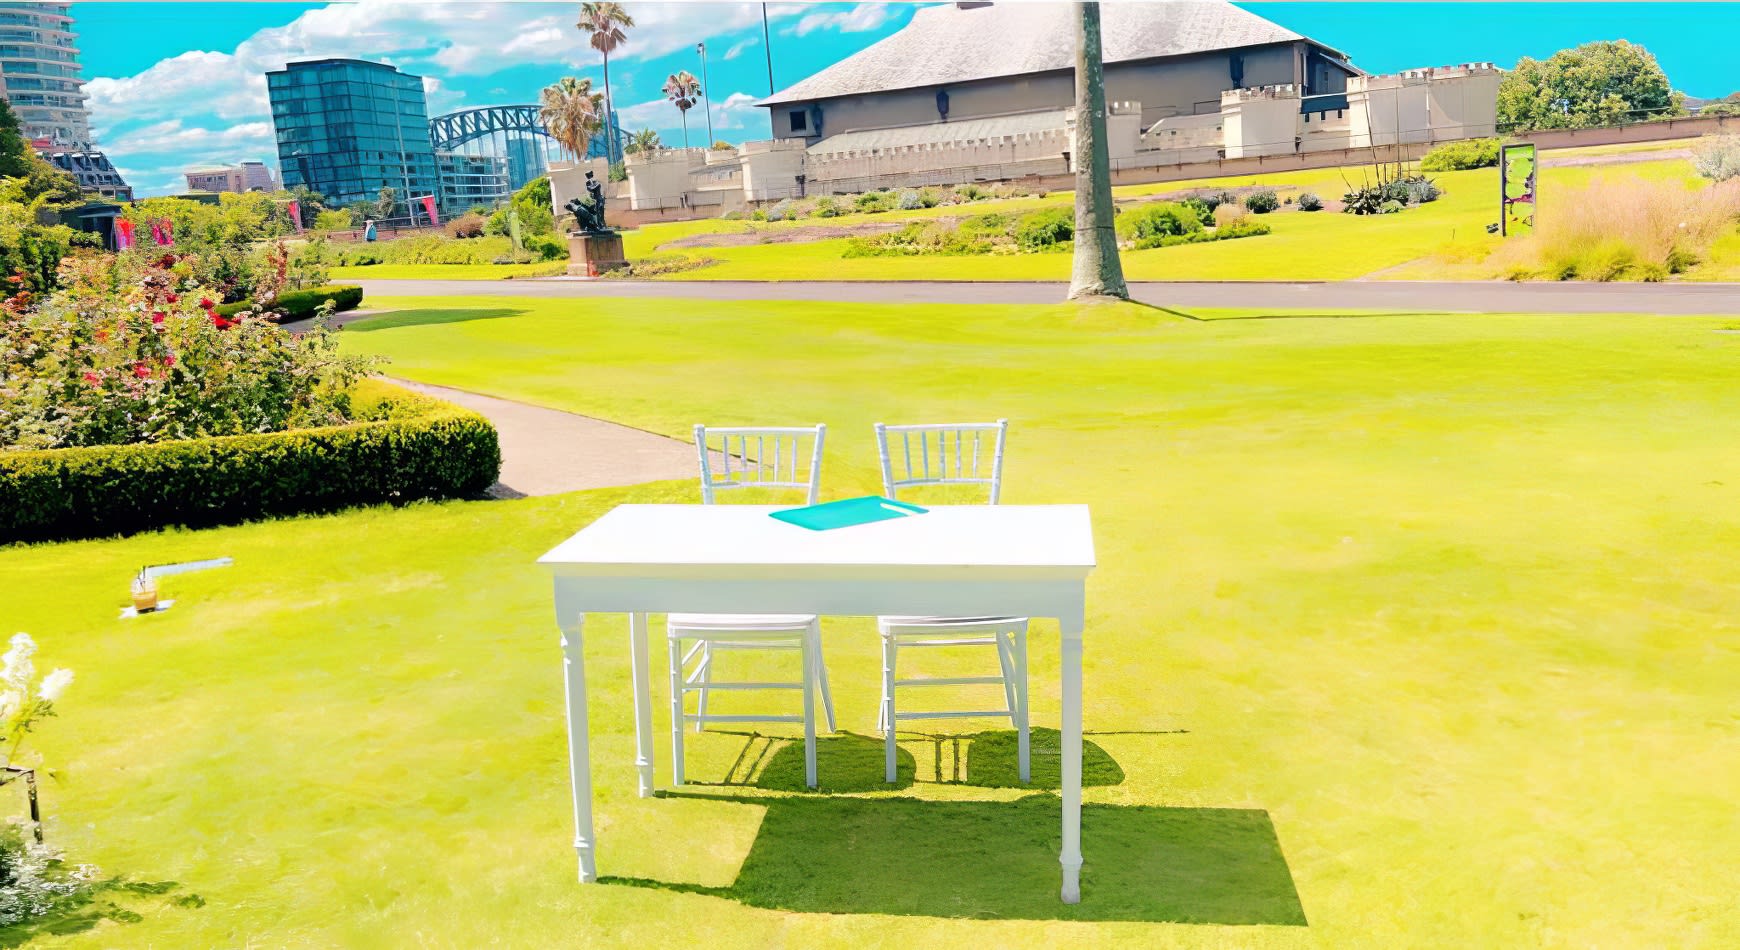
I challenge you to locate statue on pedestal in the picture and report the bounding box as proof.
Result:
[565,170,610,233]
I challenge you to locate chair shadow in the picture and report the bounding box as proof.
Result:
[722,728,1124,793]
[603,794,1305,925]
[341,307,527,332]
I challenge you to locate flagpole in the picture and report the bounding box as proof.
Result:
[697,41,714,145]
[762,2,776,137]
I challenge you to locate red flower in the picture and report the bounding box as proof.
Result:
[94,329,109,342]
[133,363,152,379]
[211,314,232,330]
[82,371,100,386]
[199,297,215,309]
[151,311,167,325]
[162,354,176,367]
[165,292,179,304]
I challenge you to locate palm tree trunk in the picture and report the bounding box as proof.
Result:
[602,53,615,163]
[681,109,689,149]
[1068,1,1128,301]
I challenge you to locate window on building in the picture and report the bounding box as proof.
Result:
[788,109,807,133]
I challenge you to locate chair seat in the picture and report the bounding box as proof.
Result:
[669,613,817,630]
[879,616,1026,627]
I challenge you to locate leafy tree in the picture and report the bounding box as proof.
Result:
[313,208,355,230]
[710,140,735,151]
[1497,41,1684,131]
[286,184,329,217]
[0,99,32,180]
[375,186,397,220]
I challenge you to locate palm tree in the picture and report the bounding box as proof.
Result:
[575,2,632,162]
[1067,1,1127,301]
[663,70,701,149]
[539,76,605,160]
[624,128,660,156]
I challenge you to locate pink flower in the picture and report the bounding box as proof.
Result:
[162,354,176,367]
[151,311,166,325]
[133,363,151,379]
[82,371,100,386]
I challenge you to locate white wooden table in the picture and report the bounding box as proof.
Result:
[538,503,1097,901]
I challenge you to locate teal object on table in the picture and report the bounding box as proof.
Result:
[770,496,928,531]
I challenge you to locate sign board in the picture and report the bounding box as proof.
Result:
[1500,143,1537,236]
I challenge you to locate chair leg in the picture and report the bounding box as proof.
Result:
[800,627,817,789]
[1014,625,1030,784]
[882,632,898,783]
[668,634,686,787]
[994,626,1018,719]
[694,641,712,733]
[807,621,836,733]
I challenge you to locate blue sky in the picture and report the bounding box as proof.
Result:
[71,2,1738,197]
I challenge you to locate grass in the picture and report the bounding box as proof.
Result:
[15,293,1740,945]
[329,261,567,281]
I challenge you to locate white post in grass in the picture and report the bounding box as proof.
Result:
[556,600,597,882]
[628,612,655,797]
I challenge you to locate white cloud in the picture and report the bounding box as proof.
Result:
[105,119,276,156]
[789,2,895,37]
[723,37,758,61]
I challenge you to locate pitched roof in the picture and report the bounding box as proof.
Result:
[806,108,1070,155]
[759,1,1334,107]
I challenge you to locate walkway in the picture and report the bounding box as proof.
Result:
[356,278,1740,315]
[384,379,701,498]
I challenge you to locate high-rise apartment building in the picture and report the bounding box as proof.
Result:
[0,2,89,146]
[267,58,438,215]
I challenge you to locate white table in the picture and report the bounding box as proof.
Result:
[538,503,1096,901]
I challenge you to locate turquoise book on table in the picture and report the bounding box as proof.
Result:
[770,496,928,531]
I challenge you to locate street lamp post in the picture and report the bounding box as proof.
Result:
[762,2,776,138]
[697,41,715,145]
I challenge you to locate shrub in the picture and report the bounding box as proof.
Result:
[1242,189,1280,214]
[524,233,566,261]
[843,222,994,257]
[1692,134,1740,182]
[1013,207,1074,251]
[813,197,841,218]
[957,212,1012,239]
[1342,186,1387,215]
[1420,137,1502,171]
[1178,197,1216,227]
[897,190,923,211]
[312,209,353,231]
[766,198,794,222]
[1492,176,1740,280]
[750,209,767,221]
[854,191,897,213]
[917,187,942,208]
[954,183,989,202]
[445,212,487,238]
[1297,192,1324,211]
[1380,199,1406,214]
[1213,203,1249,228]
[0,379,500,542]
[1115,202,1203,247]
[626,254,718,277]
[1406,178,1441,204]
[216,285,364,322]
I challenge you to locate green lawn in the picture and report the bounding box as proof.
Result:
[329,261,567,282]
[10,294,1740,946]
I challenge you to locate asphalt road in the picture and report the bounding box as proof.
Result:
[356,278,1740,315]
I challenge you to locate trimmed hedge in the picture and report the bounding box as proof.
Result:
[0,380,500,542]
[216,285,364,321]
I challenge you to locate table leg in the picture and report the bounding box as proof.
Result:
[628,612,655,798]
[558,611,597,883]
[1059,617,1084,904]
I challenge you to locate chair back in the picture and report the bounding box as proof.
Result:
[874,420,1008,504]
[694,424,826,505]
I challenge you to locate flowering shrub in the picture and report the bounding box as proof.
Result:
[0,252,377,451]
[0,634,71,773]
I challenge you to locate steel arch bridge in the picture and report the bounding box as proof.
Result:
[428,104,626,160]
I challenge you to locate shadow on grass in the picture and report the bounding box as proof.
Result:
[342,307,528,332]
[713,728,1124,793]
[0,878,202,946]
[603,794,1305,924]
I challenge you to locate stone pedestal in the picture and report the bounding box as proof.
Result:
[567,230,628,277]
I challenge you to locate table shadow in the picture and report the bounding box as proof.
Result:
[602,794,1305,925]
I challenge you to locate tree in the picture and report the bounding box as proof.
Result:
[287,184,329,218]
[710,140,735,151]
[663,71,701,149]
[0,99,32,180]
[539,76,605,159]
[1497,40,1685,132]
[1066,1,1126,301]
[624,128,660,156]
[375,186,396,221]
[576,2,633,160]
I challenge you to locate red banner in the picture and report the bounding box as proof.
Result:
[115,218,134,249]
[287,199,303,232]
[419,195,439,227]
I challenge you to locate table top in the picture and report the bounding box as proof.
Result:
[538,504,1095,578]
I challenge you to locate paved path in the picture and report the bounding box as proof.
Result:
[358,278,1740,315]
[385,378,700,498]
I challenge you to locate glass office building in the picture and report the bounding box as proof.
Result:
[267,58,438,217]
